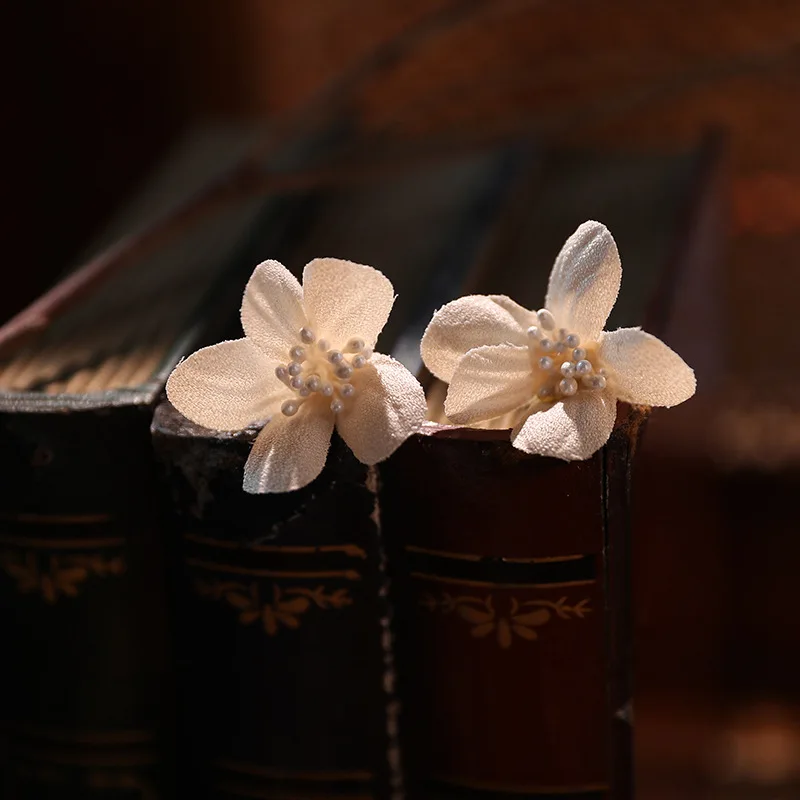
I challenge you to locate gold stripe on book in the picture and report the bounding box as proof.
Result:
[0,535,125,549]
[216,783,372,800]
[184,533,367,559]
[187,558,361,581]
[0,512,113,524]
[6,723,155,745]
[405,545,586,563]
[410,572,595,590]
[14,746,158,767]
[215,759,373,782]
[432,775,609,794]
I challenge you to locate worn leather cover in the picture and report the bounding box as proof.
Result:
[0,405,171,799]
[152,405,396,799]
[379,410,646,800]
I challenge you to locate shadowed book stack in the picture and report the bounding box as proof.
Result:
[0,126,724,799]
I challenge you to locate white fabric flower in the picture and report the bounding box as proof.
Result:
[167,258,426,493]
[421,221,696,460]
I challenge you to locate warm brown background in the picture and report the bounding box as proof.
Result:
[9,1,800,794]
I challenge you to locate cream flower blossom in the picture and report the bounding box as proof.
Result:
[421,221,696,460]
[167,258,426,493]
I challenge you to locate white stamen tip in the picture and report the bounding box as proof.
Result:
[317,338,330,352]
[300,327,315,344]
[538,338,553,352]
[290,345,306,362]
[352,355,367,369]
[281,400,299,416]
[538,356,554,371]
[330,399,344,414]
[362,347,373,360]
[572,347,587,361]
[321,383,334,397]
[576,359,593,375]
[536,309,556,330]
[275,366,288,381]
[340,383,355,398]
[560,361,576,377]
[558,377,578,397]
[565,333,580,348]
[306,375,321,392]
[346,338,365,353]
[298,387,311,397]
[527,326,540,340]
[328,350,344,365]
[287,362,302,377]
[290,376,304,390]
[537,385,554,399]
[336,364,353,380]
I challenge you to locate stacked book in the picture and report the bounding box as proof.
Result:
[0,125,724,799]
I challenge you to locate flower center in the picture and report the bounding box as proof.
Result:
[527,309,607,402]
[274,327,372,417]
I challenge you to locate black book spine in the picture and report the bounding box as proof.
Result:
[0,404,172,798]
[151,401,399,800]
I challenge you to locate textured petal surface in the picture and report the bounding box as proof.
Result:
[545,221,621,341]
[243,401,334,493]
[444,344,533,425]
[241,260,308,361]
[336,353,426,465]
[600,327,696,407]
[166,339,285,431]
[302,258,394,349]
[421,295,531,383]
[511,391,617,460]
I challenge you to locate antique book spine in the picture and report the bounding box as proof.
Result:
[151,402,398,799]
[378,409,647,800]
[0,404,172,798]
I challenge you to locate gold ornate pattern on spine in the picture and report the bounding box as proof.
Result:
[0,550,126,602]
[194,578,353,636]
[418,592,591,648]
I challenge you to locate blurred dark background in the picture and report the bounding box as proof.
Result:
[6,1,800,795]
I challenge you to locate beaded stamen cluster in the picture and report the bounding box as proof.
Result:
[527,309,607,402]
[275,327,372,416]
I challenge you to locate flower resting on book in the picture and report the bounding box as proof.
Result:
[420,221,696,460]
[167,258,426,493]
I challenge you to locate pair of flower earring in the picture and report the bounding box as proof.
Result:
[167,220,696,494]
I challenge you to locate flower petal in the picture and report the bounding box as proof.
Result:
[511,391,617,460]
[240,260,308,361]
[421,295,531,383]
[302,258,394,349]
[166,339,285,431]
[444,344,533,426]
[545,221,621,341]
[243,401,334,493]
[336,353,426,465]
[600,327,696,407]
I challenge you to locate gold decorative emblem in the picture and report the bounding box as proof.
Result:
[194,578,353,636]
[419,592,590,648]
[0,550,126,603]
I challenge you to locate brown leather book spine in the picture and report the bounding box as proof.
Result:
[151,401,399,800]
[378,408,648,799]
[0,405,171,798]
